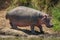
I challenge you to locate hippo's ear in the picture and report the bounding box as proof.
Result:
[44,15,47,18]
[44,14,53,19]
[41,15,47,20]
[43,15,47,18]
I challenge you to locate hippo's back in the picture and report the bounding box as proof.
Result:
[7,6,44,16]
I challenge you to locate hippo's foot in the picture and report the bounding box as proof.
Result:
[31,31,37,35]
[40,31,44,34]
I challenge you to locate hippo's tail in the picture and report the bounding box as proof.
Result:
[5,13,9,19]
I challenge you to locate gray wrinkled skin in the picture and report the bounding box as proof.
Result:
[6,6,53,34]
[6,6,45,25]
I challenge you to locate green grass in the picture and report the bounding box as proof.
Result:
[52,7,60,31]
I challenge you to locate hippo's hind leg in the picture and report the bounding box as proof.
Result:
[10,22,18,29]
[38,25,44,34]
[31,25,35,34]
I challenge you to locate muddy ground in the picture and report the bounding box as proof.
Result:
[0,10,60,38]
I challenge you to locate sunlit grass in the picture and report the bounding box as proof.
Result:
[52,7,60,31]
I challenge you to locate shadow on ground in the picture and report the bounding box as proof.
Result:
[12,28,45,35]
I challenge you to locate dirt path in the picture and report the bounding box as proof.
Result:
[0,10,59,38]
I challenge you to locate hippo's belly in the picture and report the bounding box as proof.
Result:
[16,22,31,26]
[12,20,41,27]
[10,15,39,27]
[11,19,34,27]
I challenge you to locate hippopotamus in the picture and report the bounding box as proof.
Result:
[6,6,53,34]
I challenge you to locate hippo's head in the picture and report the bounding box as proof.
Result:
[42,14,53,28]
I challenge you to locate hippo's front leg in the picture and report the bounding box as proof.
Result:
[38,25,44,34]
[10,22,18,29]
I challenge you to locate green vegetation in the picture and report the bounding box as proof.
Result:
[52,7,60,31]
